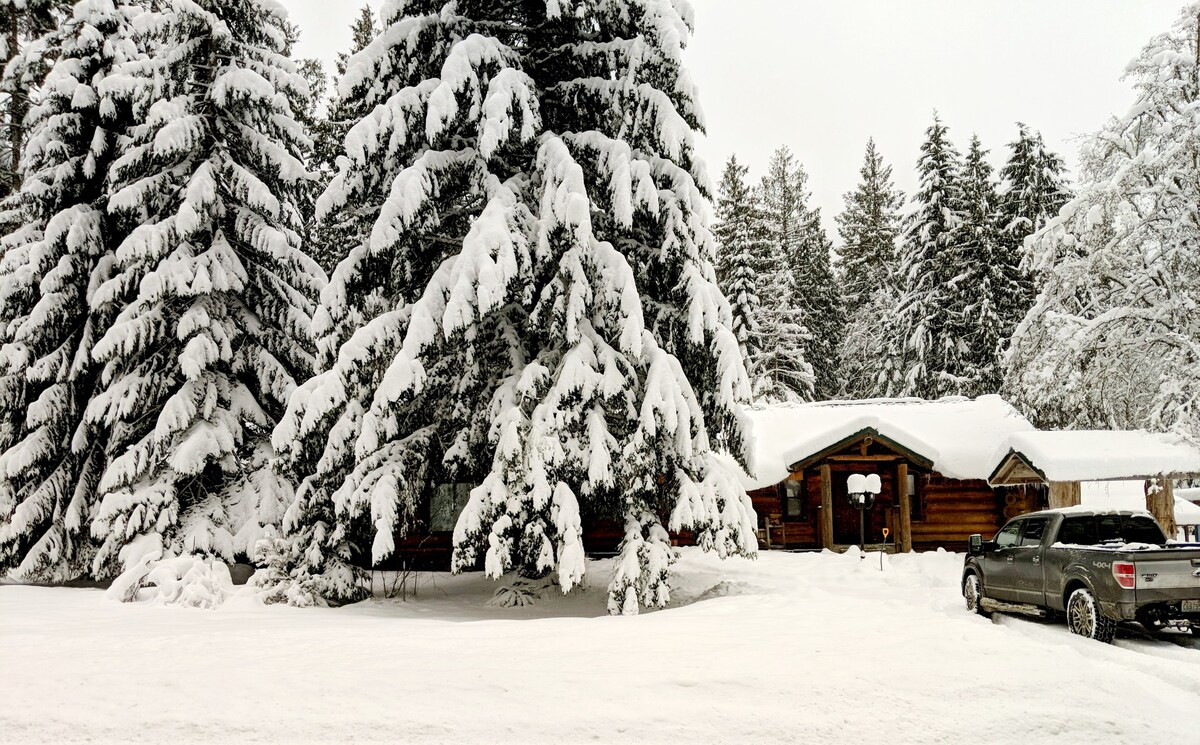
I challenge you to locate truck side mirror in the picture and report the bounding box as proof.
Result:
[968,534,983,556]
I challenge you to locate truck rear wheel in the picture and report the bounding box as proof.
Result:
[1066,588,1117,643]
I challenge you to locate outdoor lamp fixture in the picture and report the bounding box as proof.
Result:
[847,474,882,552]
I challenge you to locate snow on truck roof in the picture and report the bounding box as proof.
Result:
[729,395,1034,490]
[990,430,1200,484]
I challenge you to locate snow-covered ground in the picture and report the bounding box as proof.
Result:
[2,549,1197,744]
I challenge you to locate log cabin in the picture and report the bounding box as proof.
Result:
[381,395,1200,569]
[729,395,1038,553]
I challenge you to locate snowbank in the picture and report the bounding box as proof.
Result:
[2,548,1196,743]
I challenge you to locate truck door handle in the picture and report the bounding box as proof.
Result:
[1006,556,1014,563]
[1032,556,1040,565]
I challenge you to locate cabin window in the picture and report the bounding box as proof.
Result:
[781,477,806,520]
[906,473,924,522]
[430,483,474,532]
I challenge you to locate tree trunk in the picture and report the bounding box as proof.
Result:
[1145,479,1177,540]
[896,462,912,553]
[1047,481,1081,509]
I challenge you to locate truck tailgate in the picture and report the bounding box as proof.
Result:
[1120,548,1200,603]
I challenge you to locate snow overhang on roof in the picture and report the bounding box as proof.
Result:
[988,430,1200,486]
[1176,496,1200,525]
[719,395,1035,491]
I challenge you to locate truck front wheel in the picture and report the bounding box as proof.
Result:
[964,574,990,617]
[1066,588,1117,643]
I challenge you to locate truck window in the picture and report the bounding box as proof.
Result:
[1057,516,1098,545]
[1121,515,1167,544]
[995,520,1022,548]
[1097,515,1122,543]
[1020,518,1048,546]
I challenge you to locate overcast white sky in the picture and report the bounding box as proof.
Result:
[283,0,1184,235]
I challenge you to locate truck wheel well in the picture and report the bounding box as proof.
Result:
[1063,579,1089,608]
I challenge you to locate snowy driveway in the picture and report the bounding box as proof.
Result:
[2,549,1197,744]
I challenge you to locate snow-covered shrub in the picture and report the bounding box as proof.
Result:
[105,534,234,608]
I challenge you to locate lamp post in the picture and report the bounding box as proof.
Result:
[847,473,882,554]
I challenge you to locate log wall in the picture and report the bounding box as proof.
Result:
[909,475,1004,550]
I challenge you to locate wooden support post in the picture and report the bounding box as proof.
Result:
[1048,481,1081,509]
[897,462,912,553]
[1145,478,1177,539]
[820,463,834,550]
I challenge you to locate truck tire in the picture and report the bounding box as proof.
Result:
[1066,588,1117,643]
[963,574,990,617]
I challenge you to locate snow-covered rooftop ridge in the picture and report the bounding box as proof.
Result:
[995,430,1200,483]
[734,395,1035,489]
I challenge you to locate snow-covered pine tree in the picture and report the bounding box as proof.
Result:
[84,0,323,576]
[273,0,757,613]
[946,134,1012,396]
[713,154,764,362]
[0,0,71,198]
[1006,4,1200,438]
[996,123,1070,325]
[796,204,843,400]
[836,138,904,398]
[889,113,965,398]
[753,146,816,402]
[836,138,904,308]
[0,0,141,580]
[305,4,377,274]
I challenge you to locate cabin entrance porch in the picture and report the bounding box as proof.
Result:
[828,460,898,546]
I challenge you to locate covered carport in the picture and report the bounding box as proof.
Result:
[988,430,1200,538]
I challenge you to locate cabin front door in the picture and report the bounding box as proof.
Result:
[831,467,894,546]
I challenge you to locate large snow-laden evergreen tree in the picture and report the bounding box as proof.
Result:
[713,155,765,363]
[836,138,904,398]
[1007,4,1200,438]
[752,146,816,402]
[888,114,965,398]
[996,123,1070,325]
[0,0,141,580]
[84,0,323,577]
[273,0,757,614]
[946,134,1012,396]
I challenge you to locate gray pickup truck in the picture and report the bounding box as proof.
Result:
[962,507,1200,642]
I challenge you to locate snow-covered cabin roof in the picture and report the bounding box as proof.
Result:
[727,395,1034,490]
[989,431,1200,485]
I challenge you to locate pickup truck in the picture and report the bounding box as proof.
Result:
[962,507,1200,642]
